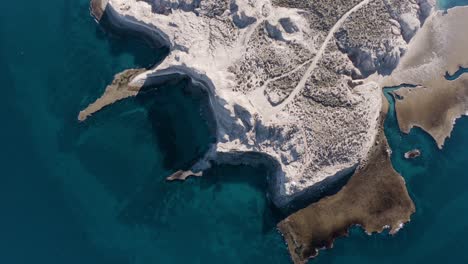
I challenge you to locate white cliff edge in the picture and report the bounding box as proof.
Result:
[82,0,435,209]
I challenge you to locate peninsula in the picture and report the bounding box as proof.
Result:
[79,0,468,262]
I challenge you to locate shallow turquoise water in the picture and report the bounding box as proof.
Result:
[1,1,468,263]
[439,0,468,8]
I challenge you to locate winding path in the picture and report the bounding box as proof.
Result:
[251,0,372,120]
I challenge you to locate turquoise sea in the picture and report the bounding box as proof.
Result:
[0,0,467,263]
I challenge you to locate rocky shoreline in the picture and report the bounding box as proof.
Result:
[81,0,447,262]
[84,0,382,210]
[277,96,415,263]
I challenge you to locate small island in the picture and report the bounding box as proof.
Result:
[405,149,421,159]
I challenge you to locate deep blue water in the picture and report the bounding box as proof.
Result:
[1,1,467,263]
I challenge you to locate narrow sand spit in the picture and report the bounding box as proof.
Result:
[78,69,145,121]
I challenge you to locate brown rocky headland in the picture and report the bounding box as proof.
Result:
[277,97,415,263]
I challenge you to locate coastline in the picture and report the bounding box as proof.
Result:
[4,0,468,262]
[78,68,145,121]
[79,1,459,263]
[390,78,468,149]
[84,0,363,211]
[277,96,415,263]
[93,0,170,48]
[381,6,468,149]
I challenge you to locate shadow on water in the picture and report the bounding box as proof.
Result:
[67,75,291,263]
[73,77,211,196]
[73,74,289,237]
[285,168,355,216]
[97,11,169,69]
[135,78,217,171]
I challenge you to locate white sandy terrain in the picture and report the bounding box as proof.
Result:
[81,0,434,208]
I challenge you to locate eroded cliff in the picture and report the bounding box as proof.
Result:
[82,0,431,208]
